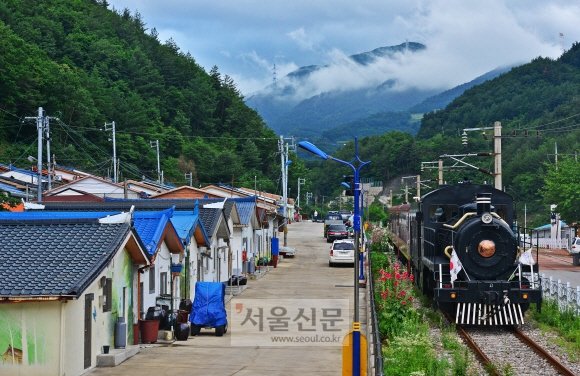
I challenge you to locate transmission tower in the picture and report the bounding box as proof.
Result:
[273,63,277,85]
[560,32,564,53]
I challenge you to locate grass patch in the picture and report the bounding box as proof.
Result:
[531,300,580,360]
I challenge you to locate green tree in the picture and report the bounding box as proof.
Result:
[542,157,580,224]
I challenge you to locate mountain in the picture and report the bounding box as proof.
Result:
[406,65,514,113]
[245,42,435,138]
[309,65,515,152]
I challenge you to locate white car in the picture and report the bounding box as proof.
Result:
[279,246,296,257]
[571,237,580,254]
[329,239,355,267]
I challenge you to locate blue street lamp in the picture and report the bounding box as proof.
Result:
[299,138,369,376]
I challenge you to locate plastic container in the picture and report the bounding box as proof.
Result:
[114,317,127,349]
[139,319,160,343]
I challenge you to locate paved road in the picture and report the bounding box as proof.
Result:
[87,220,366,376]
[537,248,580,288]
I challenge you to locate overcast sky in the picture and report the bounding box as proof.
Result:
[107,0,580,96]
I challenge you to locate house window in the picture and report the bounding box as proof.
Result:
[149,265,155,293]
[103,278,112,312]
[160,272,168,295]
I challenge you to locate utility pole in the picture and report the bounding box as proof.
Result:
[494,121,502,190]
[297,178,305,208]
[150,140,161,183]
[103,121,117,182]
[44,115,52,191]
[25,107,44,202]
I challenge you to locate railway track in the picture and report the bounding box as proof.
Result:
[445,313,577,375]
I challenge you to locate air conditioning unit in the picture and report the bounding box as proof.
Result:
[54,175,62,181]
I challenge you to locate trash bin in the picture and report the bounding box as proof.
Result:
[139,319,160,343]
[573,253,580,266]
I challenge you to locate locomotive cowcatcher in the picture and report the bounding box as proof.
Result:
[388,182,542,325]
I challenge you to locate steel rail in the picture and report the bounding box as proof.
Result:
[512,327,576,376]
[444,313,499,376]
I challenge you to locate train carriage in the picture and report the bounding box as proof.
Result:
[389,182,542,325]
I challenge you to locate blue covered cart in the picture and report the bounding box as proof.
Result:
[189,282,228,336]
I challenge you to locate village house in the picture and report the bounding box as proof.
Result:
[0,213,149,376]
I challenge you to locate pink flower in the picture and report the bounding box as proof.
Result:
[408,297,413,301]
[401,301,407,306]
[399,291,406,296]
[394,281,399,288]
[385,273,392,279]
[380,269,385,275]
[381,275,386,281]
[409,275,415,283]
[395,273,401,280]
[395,264,400,270]
[402,271,408,278]
[378,305,383,309]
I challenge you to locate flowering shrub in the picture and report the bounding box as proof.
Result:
[370,227,390,252]
[375,263,416,339]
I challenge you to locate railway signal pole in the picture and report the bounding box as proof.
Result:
[299,138,369,376]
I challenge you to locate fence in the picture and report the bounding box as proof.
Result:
[531,238,569,250]
[367,252,384,376]
[540,274,580,314]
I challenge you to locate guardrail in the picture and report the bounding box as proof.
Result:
[540,274,580,314]
[367,251,384,376]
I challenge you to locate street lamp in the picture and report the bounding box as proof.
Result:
[299,138,369,376]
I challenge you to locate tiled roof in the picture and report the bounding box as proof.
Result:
[133,207,182,255]
[199,208,220,236]
[38,199,215,212]
[171,211,210,247]
[229,197,257,226]
[0,219,132,297]
[0,211,122,221]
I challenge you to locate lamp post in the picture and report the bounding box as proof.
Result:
[299,138,369,376]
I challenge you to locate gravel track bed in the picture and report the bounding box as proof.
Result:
[518,321,580,375]
[465,326,566,375]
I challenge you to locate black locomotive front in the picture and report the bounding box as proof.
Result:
[419,185,542,325]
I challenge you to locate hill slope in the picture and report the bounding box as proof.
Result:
[0,0,277,189]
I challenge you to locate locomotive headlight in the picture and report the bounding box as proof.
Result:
[478,240,496,258]
[481,212,493,224]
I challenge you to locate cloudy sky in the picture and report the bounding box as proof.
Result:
[107,0,580,96]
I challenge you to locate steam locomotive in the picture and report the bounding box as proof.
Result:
[388,182,542,325]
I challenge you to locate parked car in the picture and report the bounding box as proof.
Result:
[338,210,352,223]
[329,239,355,267]
[571,237,580,254]
[190,282,228,336]
[326,224,348,243]
[324,213,344,238]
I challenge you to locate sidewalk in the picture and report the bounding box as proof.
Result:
[536,248,580,288]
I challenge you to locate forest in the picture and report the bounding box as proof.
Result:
[0,0,279,191]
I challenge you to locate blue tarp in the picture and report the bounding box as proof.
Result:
[190,282,227,327]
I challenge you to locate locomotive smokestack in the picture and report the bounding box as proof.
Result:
[476,193,491,216]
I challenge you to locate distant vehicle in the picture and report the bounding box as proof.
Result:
[324,213,343,238]
[338,210,352,223]
[279,246,296,257]
[329,239,355,266]
[571,237,580,254]
[326,224,348,243]
[190,282,228,336]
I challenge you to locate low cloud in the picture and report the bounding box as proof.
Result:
[287,27,314,51]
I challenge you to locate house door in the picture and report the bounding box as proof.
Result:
[84,293,94,369]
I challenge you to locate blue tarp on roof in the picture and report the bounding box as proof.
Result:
[171,210,210,247]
